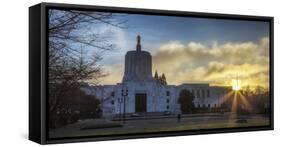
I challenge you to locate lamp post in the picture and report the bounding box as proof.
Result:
[121,86,128,124]
[118,97,123,120]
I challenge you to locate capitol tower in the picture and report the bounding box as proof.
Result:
[122,35,154,83]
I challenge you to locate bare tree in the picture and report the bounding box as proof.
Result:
[48,9,126,116]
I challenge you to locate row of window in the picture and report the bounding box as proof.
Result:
[111,89,210,99]
[111,99,170,105]
[165,89,210,98]
[111,100,216,110]
[197,104,217,108]
[195,89,211,98]
[111,100,170,110]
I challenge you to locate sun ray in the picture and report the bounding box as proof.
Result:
[220,91,234,104]
[237,91,252,111]
[231,92,238,113]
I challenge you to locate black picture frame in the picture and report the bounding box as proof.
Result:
[29,2,274,144]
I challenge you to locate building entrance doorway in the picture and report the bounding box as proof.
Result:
[135,93,147,113]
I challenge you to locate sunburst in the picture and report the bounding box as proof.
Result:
[220,79,252,113]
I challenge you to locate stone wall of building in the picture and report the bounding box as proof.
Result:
[80,35,229,118]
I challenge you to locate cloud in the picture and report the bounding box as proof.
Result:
[89,24,131,66]
[98,63,124,85]
[152,37,270,88]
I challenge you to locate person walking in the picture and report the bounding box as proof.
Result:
[177,114,181,123]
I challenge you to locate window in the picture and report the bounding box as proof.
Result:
[202,89,205,98]
[197,89,200,98]
[166,91,170,96]
[207,89,210,98]
[111,100,115,105]
[166,99,170,103]
[197,104,200,108]
[208,104,211,108]
[166,105,170,109]
[203,104,206,108]
[214,104,217,108]
[111,91,115,97]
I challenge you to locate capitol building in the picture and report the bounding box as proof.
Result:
[83,35,228,118]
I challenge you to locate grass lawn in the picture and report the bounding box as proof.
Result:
[49,116,270,138]
[88,119,270,136]
[145,119,269,132]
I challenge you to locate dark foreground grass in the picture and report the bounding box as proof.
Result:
[49,118,270,138]
[92,119,269,136]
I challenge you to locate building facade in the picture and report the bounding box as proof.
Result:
[82,35,229,118]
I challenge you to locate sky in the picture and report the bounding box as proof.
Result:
[64,11,270,89]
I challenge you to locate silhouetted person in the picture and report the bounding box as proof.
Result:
[177,114,181,123]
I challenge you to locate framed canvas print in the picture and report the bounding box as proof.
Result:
[29,2,274,144]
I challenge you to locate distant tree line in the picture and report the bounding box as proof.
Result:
[239,86,270,115]
[220,85,270,115]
